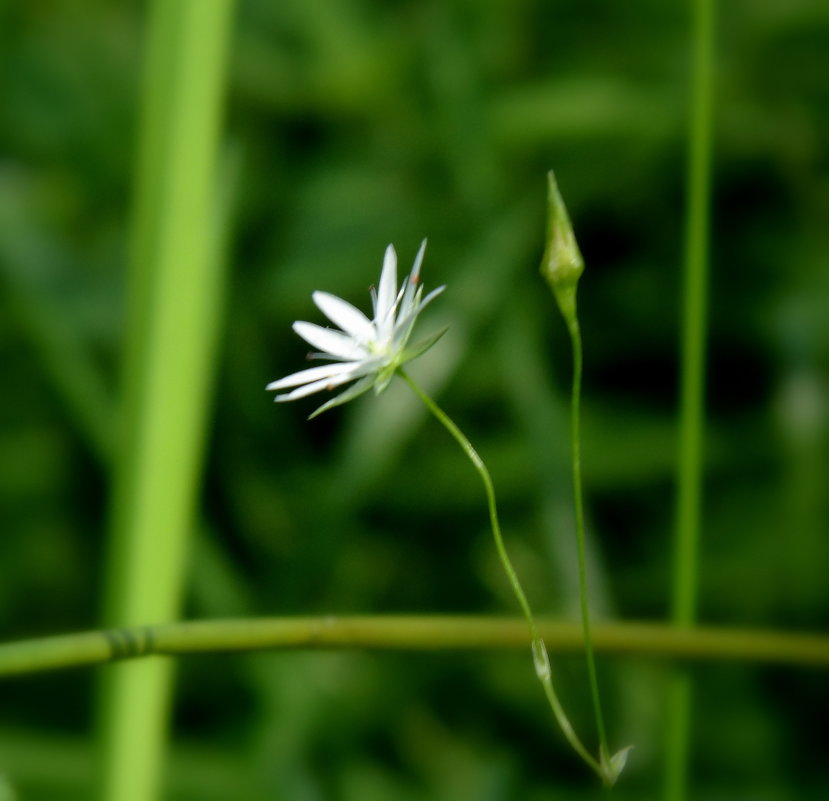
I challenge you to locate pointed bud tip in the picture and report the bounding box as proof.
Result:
[540,171,584,327]
[540,170,584,289]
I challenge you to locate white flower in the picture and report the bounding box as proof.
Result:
[267,240,445,418]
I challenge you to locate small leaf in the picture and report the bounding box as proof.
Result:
[531,638,551,682]
[600,745,634,786]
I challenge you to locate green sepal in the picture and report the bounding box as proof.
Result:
[308,374,376,419]
[401,326,449,365]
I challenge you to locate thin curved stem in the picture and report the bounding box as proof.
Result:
[397,368,604,780]
[398,371,535,632]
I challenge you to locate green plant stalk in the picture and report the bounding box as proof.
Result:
[3,617,829,678]
[398,369,604,780]
[99,2,236,800]
[540,171,613,779]
[568,318,610,763]
[666,0,715,797]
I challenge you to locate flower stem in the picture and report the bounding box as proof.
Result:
[567,318,611,766]
[397,368,604,780]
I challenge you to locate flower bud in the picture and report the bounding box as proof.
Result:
[540,171,584,328]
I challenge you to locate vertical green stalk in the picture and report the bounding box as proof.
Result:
[98,2,236,800]
[666,0,715,798]
[540,172,617,778]
[568,321,609,764]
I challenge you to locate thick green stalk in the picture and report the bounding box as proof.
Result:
[99,2,236,800]
[398,369,604,780]
[666,0,715,798]
[3,617,829,678]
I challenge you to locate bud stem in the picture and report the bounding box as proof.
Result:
[539,172,618,783]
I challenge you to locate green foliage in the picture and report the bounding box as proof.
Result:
[0,0,827,798]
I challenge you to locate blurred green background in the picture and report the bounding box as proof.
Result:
[1,0,828,798]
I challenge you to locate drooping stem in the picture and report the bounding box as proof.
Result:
[397,368,604,780]
[399,371,534,631]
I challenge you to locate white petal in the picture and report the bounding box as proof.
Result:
[399,239,428,322]
[266,361,363,392]
[417,284,445,311]
[375,244,398,341]
[393,284,445,348]
[313,291,375,342]
[377,245,398,320]
[274,370,361,401]
[293,322,367,360]
[411,238,427,281]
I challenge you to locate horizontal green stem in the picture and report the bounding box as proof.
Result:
[2,617,828,678]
